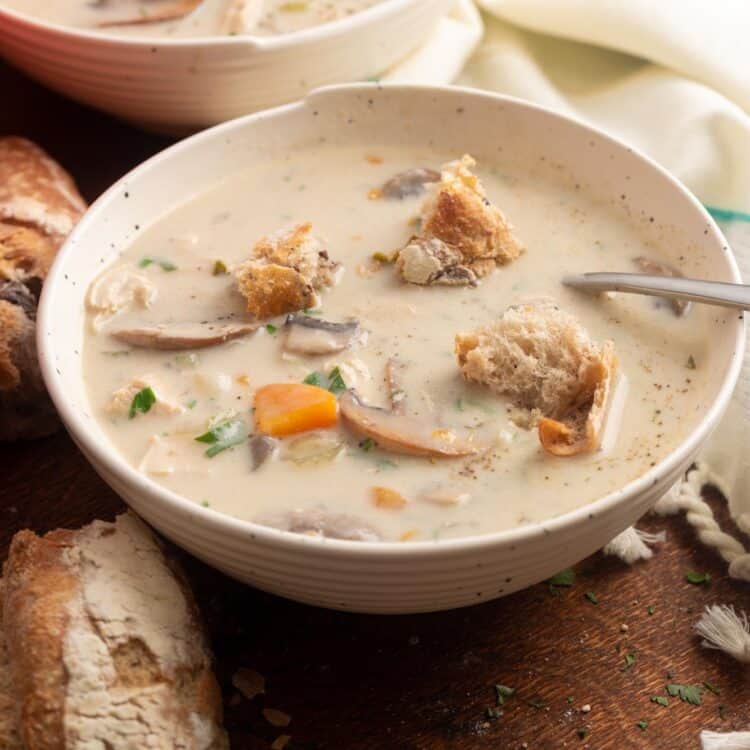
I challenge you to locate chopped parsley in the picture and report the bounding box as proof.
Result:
[636,720,648,731]
[685,570,711,585]
[528,699,547,709]
[584,591,598,604]
[687,355,696,369]
[485,707,502,720]
[376,458,398,471]
[303,371,324,387]
[303,307,322,316]
[620,653,635,671]
[327,366,347,395]
[359,437,377,452]
[186,399,198,410]
[265,323,278,334]
[547,568,576,591]
[128,387,156,419]
[302,367,347,395]
[703,682,720,696]
[195,417,248,457]
[201,500,211,507]
[666,683,703,705]
[650,696,669,707]
[647,605,655,615]
[495,685,515,705]
[212,259,228,275]
[138,256,177,272]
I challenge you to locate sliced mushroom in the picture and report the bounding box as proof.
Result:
[110,321,258,350]
[633,256,692,316]
[381,168,441,200]
[384,356,407,414]
[283,314,361,355]
[396,237,477,287]
[259,509,381,542]
[250,434,278,471]
[96,0,201,27]
[339,390,479,458]
[538,342,617,456]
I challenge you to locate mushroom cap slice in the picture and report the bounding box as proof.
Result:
[96,0,201,27]
[339,390,479,458]
[633,256,692,316]
[110,321,258,350]
[538,342,617,456]
[283,314,360,355]
[381,168,441,200]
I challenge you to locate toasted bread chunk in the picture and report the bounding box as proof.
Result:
[455,302,616,455]
[397,155,523,286]
[0,580,22,750]
[2,513,228,750]
[234,223,340,319]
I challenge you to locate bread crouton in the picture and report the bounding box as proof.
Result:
[396,155,523,286]
[234,223,341,319]
[455,302,616,455]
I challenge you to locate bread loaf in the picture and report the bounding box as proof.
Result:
[2,513,228,750]
[0,137,86,440]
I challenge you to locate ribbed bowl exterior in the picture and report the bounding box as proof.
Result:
[38,85,744,614]
[0,0,448,133]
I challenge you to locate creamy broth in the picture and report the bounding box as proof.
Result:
[1,0,383,37]
[82,145,713,542]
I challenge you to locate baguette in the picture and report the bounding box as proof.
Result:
[0,137,86,441]
[2,513,228,750]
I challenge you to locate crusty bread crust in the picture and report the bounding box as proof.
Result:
[455,302,616,456]
[2,514,228,750]
[0,580,23,750]
[0,137,86,440]
[397,155,523,286]
[234,222,340,319]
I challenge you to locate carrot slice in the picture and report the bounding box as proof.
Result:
[254,383,338,437]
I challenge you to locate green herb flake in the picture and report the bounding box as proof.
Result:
[138,256,177,272]
[547,568,576,589]
[327,366,347,395]
[195,417,248,457]
[212,259,228,276]
[650,696,669,707]
[303,371,324,387]
[359,437,377,452]
[201,500,211,507]
[685,570,711,585]
[584,591,598,604]
[128,386,156,419]
[303,308,322,316]
[265,323,278,334]
[636,720,648,731]
[666,683,703,705]
[647,605,655,615]
[372,251,396,264]
[495,685,515,705]
[186,399,197,410]
[567,696,575,705]
[486,707,502,720]
[577,728,589,740]
[528,699,547,709]
[703,682,720,696]
[621,653,635,671]
[687,355,696,370]
[376,458,398,471]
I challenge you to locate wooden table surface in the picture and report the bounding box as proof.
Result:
[1,60,749,750]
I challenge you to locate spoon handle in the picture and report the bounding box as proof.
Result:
[563,272,750,311]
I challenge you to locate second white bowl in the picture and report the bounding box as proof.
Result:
[0,0,450,133]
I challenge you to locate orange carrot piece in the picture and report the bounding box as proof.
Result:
[372,486,408,510]
[254,383,338,437]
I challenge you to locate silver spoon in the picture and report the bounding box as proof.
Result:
[563,272,750,311]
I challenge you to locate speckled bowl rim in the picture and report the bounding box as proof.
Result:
[38,83,746,558]
[0,0,419,48]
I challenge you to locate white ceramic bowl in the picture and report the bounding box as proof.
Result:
[38,84,745,614]
[0,0,449,133]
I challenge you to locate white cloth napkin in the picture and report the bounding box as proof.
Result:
[386,0,750,525]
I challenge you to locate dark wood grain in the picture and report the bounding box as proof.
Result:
[1,59,749,750]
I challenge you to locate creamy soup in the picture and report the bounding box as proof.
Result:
[81,145,713,542]
[2,0,382,37]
